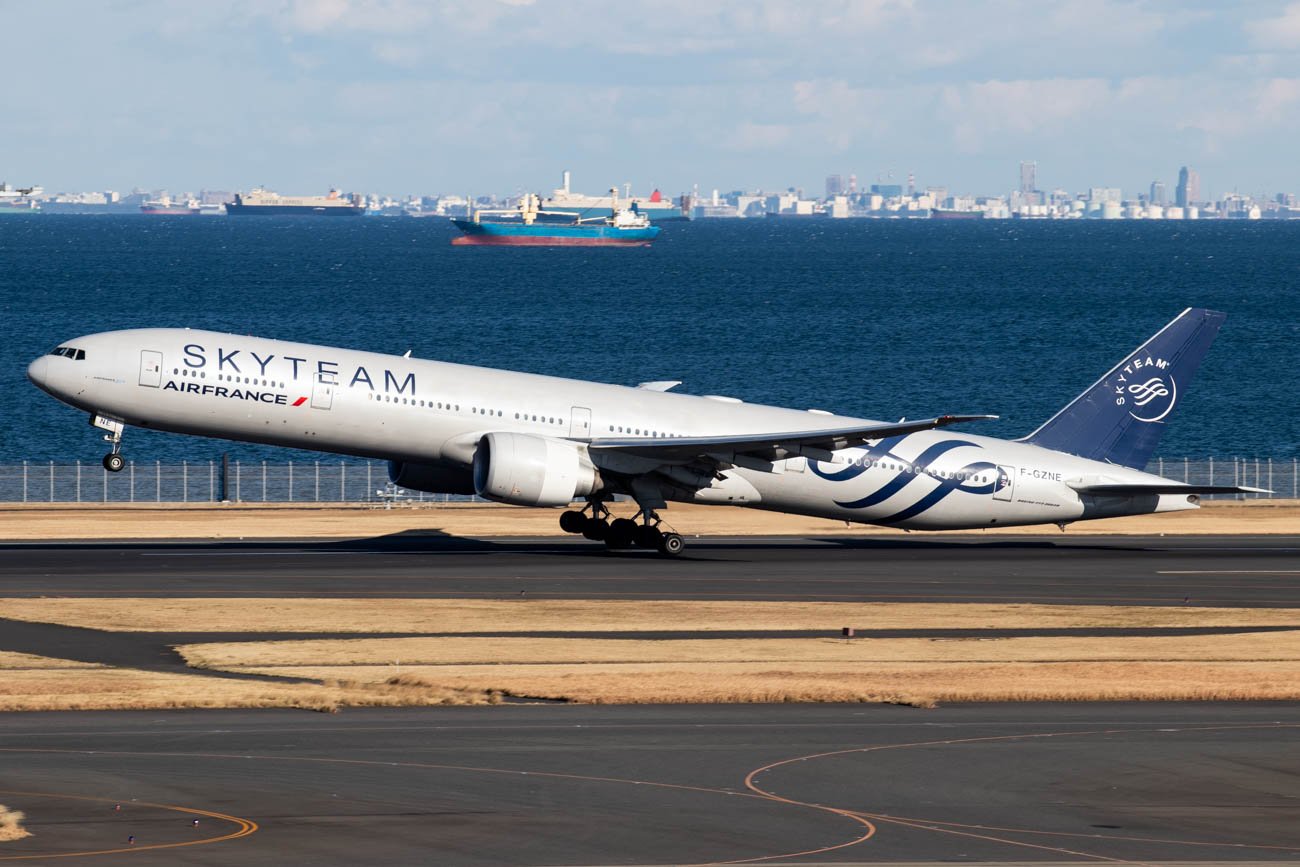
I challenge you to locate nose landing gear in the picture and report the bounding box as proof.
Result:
[558,500,685,557]
[91,413,126,473]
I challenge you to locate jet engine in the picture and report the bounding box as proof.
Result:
[472,432,602,507]
[388,459,476,495]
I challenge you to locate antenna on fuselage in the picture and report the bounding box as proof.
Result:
[402,350,412,358]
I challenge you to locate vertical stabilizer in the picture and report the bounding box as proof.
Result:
[1020,308,1225,469]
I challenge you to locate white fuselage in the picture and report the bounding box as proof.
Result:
[27,328,1195,530]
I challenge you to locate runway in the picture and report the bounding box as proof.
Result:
[0,534,1297,605]
[1,703,1297,865]
[2,535,1298,863]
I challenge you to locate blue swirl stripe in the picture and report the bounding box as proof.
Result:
[805,433,1000,521]
[873,461,999,523]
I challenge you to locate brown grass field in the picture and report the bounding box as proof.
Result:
[3,598,1299,710]
[0,805,30,842]
[6,598,1300,634]
[0,498,1296,540]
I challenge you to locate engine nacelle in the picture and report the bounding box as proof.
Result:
[388,459,476,495]
[472,432,601,507]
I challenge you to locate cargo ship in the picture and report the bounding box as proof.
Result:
[140,196,200,215]
[0,182,40,214]
[541,171,688,223]
[451,192,661,246]
[930,208,985,220]
[226,187,364,216]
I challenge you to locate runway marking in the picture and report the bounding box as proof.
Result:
[0,788,257,861]
[742,723,1300,863]
[0,748,869,867]
[1159,570,1300,575]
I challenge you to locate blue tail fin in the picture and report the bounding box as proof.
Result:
[1020,308,1225,469]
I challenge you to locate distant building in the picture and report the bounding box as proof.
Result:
[825,174,844,198]
[1176,166,1200,207]
[1149,181,1166,205]
[1019,161,1037,195]
[871,183,903,197]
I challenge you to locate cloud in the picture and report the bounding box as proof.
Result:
[1244,2,1300,50]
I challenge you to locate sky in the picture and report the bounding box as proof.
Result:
[6,0,1300,199]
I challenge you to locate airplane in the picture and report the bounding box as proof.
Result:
[26,307,1265,556]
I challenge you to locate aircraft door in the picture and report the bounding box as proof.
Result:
[569,406,592,438]
[992,465,1015,501]
[138,351,163,388]
[311,373,336,410]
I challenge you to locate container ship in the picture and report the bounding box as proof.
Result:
[541,171,688,223]
[451,192,661,246]
[140,196,201,215]
[226,187,364,216]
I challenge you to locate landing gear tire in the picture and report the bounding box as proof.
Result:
[559,510,586,534]
[633,524,663,549]
[103,453,125,473]
[657,532,685,557]
[581,517,609,541]
[604,518,637,550]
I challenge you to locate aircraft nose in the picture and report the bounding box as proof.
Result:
[26,356,49,389]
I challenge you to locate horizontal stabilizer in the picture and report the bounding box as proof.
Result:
[1068,482,1271,497]
[588,414,997,464]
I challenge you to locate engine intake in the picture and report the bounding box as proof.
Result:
[473,432,601,507]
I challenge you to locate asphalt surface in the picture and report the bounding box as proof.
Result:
[0,703,1297,865]
[2,535,1298,864]
[0,534,1297,605]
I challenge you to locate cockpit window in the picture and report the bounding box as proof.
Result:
[47,346,86,360]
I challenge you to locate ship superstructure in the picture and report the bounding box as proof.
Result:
[541,171,688,223]
[0,182,41,213]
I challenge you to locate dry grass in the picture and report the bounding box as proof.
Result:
[0,499,1295,541]
[174,630,1300,706]
[8,597,1300,709]
[177,630,1300,669]
[202,662,1300,705]
[6,598,1300,634]
[0,659,502,713]
[0,805,30,842]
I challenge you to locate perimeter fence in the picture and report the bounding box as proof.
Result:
[0,457,1294,504]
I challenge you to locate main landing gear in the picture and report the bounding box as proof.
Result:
[91,413,126,473]
[559,501,685,557]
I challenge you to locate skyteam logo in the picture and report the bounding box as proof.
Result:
[808,434,998,523]
[1110,354,1177,423]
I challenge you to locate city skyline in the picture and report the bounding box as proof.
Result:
[6,1,1300,197]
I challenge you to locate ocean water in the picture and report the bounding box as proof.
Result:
[1,215,1297,463]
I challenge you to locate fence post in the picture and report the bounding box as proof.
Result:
[288,462,294,502]
[129,461,135,503]
[1209,456,1214,487]
[315,461,320,502]
[49,461,54,503]
[22,460,27,503]
[182,460,188,503]
[209,460,215,502]
[235,461,241,503]
[76,460,81,503]
[367,462,373,501]
[1158,457,1163,478]
[156,460,161,502]
[262,461,267,502]
[340,462,346,503]
[102,465,108,503]
[1183,456,1188,483]
[1294,458,1297,500]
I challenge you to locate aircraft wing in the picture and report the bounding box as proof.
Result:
[1068,482,1271,496]
[587,414,997,465]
